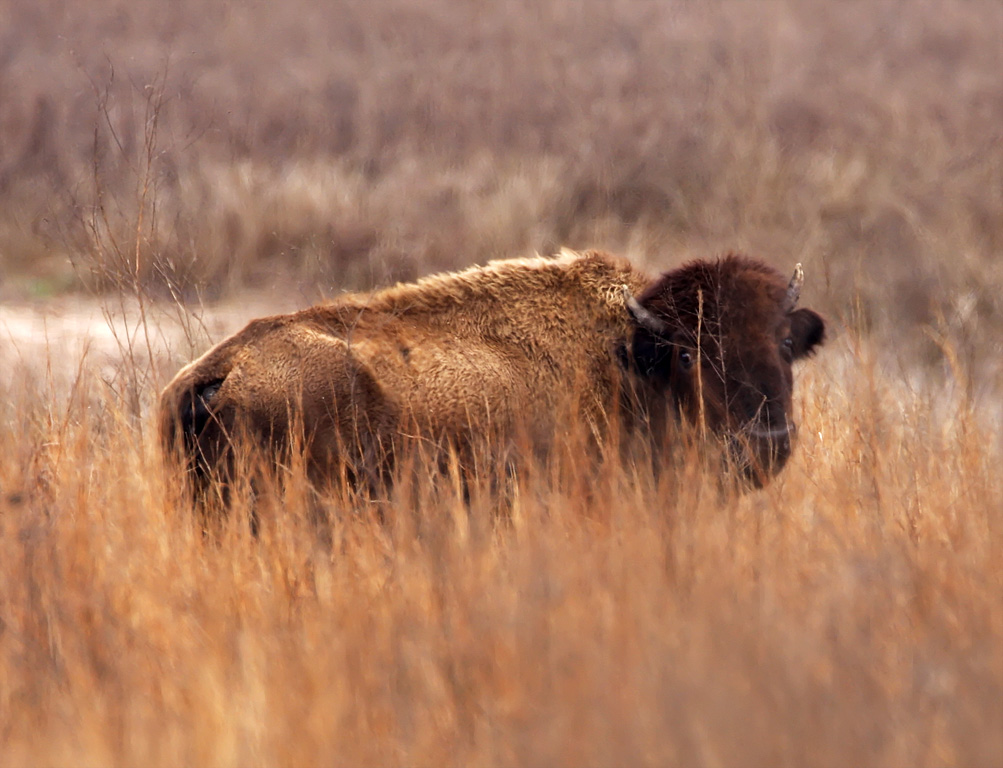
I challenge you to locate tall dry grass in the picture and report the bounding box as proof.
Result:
[1,327,1001,767]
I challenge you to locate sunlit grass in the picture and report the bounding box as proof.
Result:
[1,324,1000,766]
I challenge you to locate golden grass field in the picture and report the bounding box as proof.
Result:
[1,0,1002,765]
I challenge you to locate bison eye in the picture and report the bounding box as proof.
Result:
[781,337,794,361]
[678,350,694,370]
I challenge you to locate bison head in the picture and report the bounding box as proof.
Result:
[625,255,825,484]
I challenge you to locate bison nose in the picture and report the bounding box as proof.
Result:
[736,421,796,485]
[761,422,795,466]
[741,394,788,435]
[748,423,795,442]
[739,382,782,420]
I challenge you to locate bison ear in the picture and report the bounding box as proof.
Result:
[789,308,825,359]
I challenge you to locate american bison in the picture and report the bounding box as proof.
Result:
[160,250,825,498]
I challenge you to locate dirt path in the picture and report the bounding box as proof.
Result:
[0,295,292,388]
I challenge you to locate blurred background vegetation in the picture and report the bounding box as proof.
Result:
[1,0,1001,383]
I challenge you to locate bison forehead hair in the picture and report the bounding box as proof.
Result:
[638,254,792,341]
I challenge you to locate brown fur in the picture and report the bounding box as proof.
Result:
[159,249,824,495]
[631,254,826,479]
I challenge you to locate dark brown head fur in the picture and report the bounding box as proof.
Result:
[627,254,825,482]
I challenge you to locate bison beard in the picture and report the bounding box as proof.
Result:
[160,250,825,508]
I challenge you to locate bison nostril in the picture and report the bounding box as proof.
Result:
[739,393,767,423]
[758,398,789,429]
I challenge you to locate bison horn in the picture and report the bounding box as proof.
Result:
[622,285,669,336]
[784,263,804,312]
